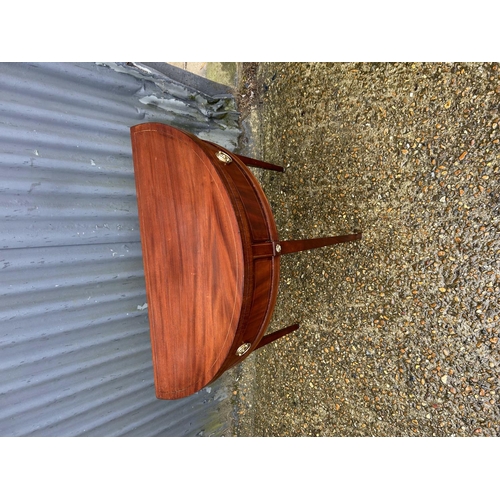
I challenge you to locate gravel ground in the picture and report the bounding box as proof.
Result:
[229,62,500,437]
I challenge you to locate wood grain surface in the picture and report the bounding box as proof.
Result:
[131,124,245,399]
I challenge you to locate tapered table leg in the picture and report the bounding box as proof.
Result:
[279,232,362,255]
[256,324,300,350]
[234,153,284,172]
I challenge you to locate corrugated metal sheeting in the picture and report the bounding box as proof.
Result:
[0,62,241,436]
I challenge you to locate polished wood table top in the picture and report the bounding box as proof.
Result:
[130,123,361,399]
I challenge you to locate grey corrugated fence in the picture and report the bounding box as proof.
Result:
[0,62,241,436]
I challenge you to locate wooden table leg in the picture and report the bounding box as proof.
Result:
[256,324,300,350]
[279,233,362,255]
[234,153,284,172]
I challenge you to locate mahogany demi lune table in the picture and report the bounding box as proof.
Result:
[130,123,361,399]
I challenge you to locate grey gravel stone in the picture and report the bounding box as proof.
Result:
[229,62,499,437]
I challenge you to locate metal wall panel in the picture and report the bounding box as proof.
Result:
[0,62,241,436]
